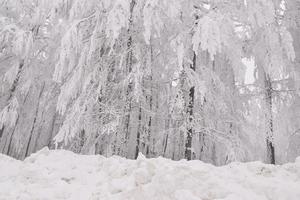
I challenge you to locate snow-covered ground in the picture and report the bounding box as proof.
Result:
[0,148,300,200]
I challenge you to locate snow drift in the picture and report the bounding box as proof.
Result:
[0,148,300,200]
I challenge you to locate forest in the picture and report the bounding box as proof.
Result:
[0,0,300,166]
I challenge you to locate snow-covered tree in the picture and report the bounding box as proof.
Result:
[0,0,299,165]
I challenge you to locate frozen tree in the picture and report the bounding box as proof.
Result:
[0,0,299,165]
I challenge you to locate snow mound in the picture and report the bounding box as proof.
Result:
[1,148,300,200]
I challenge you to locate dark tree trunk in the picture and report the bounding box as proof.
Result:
[163,132,168,156]
[264,73,275,164]
[135,105,142,159]
[185,52,196,160]
[8,60,24,101]
[25,82,45,158]
[0,127,3,139]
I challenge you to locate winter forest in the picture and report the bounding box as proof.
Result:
[0,0,300,166]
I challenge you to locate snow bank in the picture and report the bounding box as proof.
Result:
[0,148,300,200]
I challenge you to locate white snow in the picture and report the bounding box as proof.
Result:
[0,148,300,200]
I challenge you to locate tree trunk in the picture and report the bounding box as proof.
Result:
[146,44,154,156]
[123,0,136,157]
[264,73,275,164]
[185,52,196,160]
[0,60,24,155]
[135,105,142,159]
[8,60,24,101]
[24,82,45,158]
[0,127,3,139]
